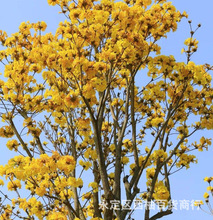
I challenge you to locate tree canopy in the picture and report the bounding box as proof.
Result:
[0,0,212,219]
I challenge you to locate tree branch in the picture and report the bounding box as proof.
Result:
[149,209,173,220]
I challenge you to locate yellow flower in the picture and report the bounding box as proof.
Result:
[64,91,80,108]
[35,186,47,197]
[203,192,209,199]
[111,98,124,107]
[145,146,150,153]
[76,118,92,137]
[109,144,115,153]
[0,179,4,186]
[7,179,21,191]
[121,156,129,165]
[6,139,19,151]
[47,0,59,6]
[79,160,92,170]
[153,181,170,201]
[151,117,164,127]
[152,149,167,162]
[92,77,107,92]
[146,167,155,179]
[206,188,213,195]
[108,173,115,179]
[194,200,203,206]
[33,21,47,31]
[84,147,97,160]
[82,192,92,201]
[67,177,83,188]
[204,177,212,183]
[88,182,99,193]
[0,126,14,138]
[57,155,76,175]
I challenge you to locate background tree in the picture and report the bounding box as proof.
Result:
[0,0,212,219]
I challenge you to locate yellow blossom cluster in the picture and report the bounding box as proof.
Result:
[0,152,83,219]
[0,126,14,138]
[145,168,170,205]
[182,37,199,54]
[151,149,168,164]
[192,137,212,151]
[6,140,19,151]
[176,153,197,169]
[153,181,170,201]
[79,159,92,170]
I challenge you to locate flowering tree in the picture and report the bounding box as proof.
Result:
[0,0,212,219]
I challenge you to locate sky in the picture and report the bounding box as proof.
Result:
[0,0,213,220]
